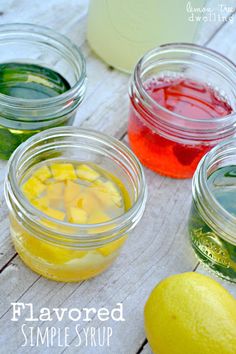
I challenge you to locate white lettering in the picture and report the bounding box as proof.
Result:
[75,324,82,347]
[25,303,38,322]
[83,327,90,346]
[21,324,28,346]
[53,308,68,322]
[68,308,81,321]
[11,302,25,321]
[97,307,109,321]
[36,327,49,346]
[111,303,125,322]
[107,327,112,346]
[39,308,52,322]
[83,307,96,322]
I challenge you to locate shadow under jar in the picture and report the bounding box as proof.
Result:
[128,43,236,179]
[4,127,147,282]
[0,23,86,160]
[188,139,236,282]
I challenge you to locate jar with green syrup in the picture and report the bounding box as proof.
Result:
[0,24,86,159]
[188,139,236,282]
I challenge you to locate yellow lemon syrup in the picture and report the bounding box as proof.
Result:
[11,160,131,281]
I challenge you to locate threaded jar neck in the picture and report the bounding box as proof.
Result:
[0,23,86,121]
[5,127,147,248]
[130,43,236,143]
[192,138,236,245]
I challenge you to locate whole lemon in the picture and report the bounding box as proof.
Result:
[144,272,236,354]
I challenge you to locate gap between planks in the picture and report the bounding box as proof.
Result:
[0,1,235,353]
[137,6,236,354]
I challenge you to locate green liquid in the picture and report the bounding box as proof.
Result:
[0,63,71,160]
[189,166,236,282]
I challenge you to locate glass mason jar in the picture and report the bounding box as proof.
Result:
[0,23,86,160]
[188,139,236,282]
[87,0,204,73]
[128,43,236,179]
[5,127,147,282]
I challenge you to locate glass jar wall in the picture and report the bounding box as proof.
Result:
[5,127,147,282]
[0,24,86,159]
[128,44,236,178]
[189,139,236,282]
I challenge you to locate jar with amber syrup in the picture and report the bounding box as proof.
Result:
[188,139,236,282]
[128,44,236,178]
[5,127,147,281]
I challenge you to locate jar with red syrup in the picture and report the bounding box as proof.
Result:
[128,43,236,178]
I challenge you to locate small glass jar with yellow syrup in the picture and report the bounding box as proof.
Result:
[5,127,147,282]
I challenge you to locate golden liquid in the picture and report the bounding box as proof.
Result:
[11,160,131,281]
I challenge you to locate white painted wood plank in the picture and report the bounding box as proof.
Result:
[0,1,129,270]
[0,172,197,354]
[0,258,39,318]
[0,1,232,296]
[0,167,14,269]
[138,263,236,354]
[194,9,236,324]
[196,264,236,297]
[196,0,236,45]
[0,1,235,354]
[0,0,89,31]
[0,0,130,135]
[141,343,153,354]
[207,14,236,62]
[138,20,236,347]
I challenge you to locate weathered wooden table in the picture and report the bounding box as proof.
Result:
[0,1,236,353]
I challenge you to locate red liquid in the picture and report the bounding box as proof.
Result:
[128,78,233,178]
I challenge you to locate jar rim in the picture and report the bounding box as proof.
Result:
[0,23,86,111]
[5,127,147,245]
[193,137,236,244]
[132,43,236,138]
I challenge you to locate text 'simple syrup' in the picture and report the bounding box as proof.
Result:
[128,44,236,179]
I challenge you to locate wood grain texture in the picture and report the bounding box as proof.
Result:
[0,172,197,353]
[0,1,235,354]
[196,0,236,44]
[140,262,236,354]
[0,0,130,271]
[140,343,152,354]
[0,0,231,271]
[194,5,236,294]
[197,264,236,297]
